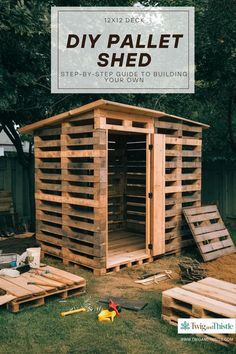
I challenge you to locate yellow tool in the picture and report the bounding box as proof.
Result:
[60,307,87,317]
[98,309,116,322]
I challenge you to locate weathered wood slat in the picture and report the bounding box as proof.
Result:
[182,282,236,306]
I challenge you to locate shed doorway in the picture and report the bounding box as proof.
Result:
[107,131,149,268]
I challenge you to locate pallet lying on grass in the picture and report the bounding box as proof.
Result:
[0,265,86,313]
[183,205,235,261]
[162,277,236,345]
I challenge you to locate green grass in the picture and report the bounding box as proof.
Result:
[0,259,235,354]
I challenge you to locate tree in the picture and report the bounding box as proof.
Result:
[0,0,235,162]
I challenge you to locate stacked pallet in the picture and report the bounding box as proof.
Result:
[155,118,202,254]
[35,114,107,274]
[0,265,86,312]
[162,277,236,345]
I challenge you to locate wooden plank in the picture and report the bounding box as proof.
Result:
[194,223,225,235]
[45,266,85,285]
[198,277,236,294]
[201,238,234,253]
[35,150,61,158]
[62,125,94,135]
[195,229,229,242]
[0,277,33,298]
[61,136,98,146]
[0,294,16,306]
[1,276,46,296]
[165,137,202,146]
[151,134,165,256]
[184,205,217,216]
[182,282,236,306]
[35,138,61,147]
[203,246,235,261]
[105,123,153,134]
[187,211,219,222]
[61,150,105,158]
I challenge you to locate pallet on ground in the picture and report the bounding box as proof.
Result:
[0,265,86,313]
[162,277,236,345]
[41,246,153,276]
[183,205,235,261]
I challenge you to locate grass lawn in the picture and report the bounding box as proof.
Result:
[0,247,236,354]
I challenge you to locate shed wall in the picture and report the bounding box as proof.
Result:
[155,118,202,254]
[35,113,107,270]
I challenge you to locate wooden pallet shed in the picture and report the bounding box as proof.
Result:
[19,99,209,274]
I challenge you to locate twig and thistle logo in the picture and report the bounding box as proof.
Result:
[178,319,236,334]
[180,320,190,331]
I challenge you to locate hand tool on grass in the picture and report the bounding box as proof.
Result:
[108,299,121,317]
[98,309,116,322]
[60,307,87,317]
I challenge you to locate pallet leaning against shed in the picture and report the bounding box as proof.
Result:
[19,99,209,275]
[183,205,235,261]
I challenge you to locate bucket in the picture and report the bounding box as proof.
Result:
[26,247,41,268]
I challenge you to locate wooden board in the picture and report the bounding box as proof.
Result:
[0,265,86,312]
[151,134,165,255]
[183,205,235,261]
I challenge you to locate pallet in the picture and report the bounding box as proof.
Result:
[183,205,235,261]
[162,277,236,345]
[41,247,153,276]
[0,265,86,312]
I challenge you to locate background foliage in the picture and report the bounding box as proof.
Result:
[0,0,235,163]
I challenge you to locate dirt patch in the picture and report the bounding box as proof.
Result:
[86,252,236,301]
[204,252,236,283]
[86,255,182,301]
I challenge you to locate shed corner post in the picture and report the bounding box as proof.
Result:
[93,115,108,270]
[150,133,166,256]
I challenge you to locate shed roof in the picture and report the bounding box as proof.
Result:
[18,99,209,134]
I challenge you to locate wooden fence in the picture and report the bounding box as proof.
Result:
[0,156,34,228]
[202,161,236,219]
